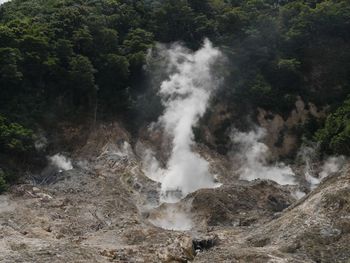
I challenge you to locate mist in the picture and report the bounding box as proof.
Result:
[141,148,164,183]
[319,156,345,179]
[298,145,345,189]
[149,205,193,231]
[143,39,222,203]
[49,154,73,172]
[231,127,296,185]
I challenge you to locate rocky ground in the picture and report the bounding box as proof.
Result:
[0,123,349,262]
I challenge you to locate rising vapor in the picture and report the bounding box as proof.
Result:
[231,127,296,185]
[49,154,73,172]
[144,39,222,203]
[298,144,345,189]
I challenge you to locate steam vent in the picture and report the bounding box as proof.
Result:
[1,0,350,262]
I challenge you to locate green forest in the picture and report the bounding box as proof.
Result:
[1,0,350,189]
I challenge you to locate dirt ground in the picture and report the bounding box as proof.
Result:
[1,123,349,262]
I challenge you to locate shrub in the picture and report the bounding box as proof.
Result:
[0,114,34,154]
[0,169,8,194]
[315,98,350,155]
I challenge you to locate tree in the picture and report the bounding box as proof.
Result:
[97,54,130,112]
[316,98,350,155]
[0,114,33,154]
[0,25,17,47]
[0,47,22,84]
[69,55,97,110]
[123,28,154,69]
[72,27,93,55]
[0,170,7,194]
[93,28,119,54]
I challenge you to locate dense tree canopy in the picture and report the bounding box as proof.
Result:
[316,98,350,156]
[0,0,349,118]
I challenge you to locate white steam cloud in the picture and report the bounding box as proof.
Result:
[49,154,73,172]
[141,148,165,183]
[298,145,345,189]
[297,145,319,189]
[232,127,296,185]
[149,205,193,231]
[319,156,345,179]
[144,39,222,202]
[0,0,10,5]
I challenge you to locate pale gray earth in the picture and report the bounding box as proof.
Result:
[0,123,349,262]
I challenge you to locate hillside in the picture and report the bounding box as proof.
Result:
[0,0,350,262]
[0,123,349,262]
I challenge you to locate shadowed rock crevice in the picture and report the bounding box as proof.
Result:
[0,123,348,263]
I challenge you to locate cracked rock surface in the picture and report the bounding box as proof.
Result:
[1,123,349,262]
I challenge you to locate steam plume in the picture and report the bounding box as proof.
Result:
[146,39,222,202]
[319,156,345,179]
[49,154,73,172]
[298,145,345,189]
[231,127,296,185]
[149,205,193,231]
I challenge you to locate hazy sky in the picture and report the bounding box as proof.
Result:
[0,0,10,4]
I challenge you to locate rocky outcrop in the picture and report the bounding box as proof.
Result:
[187,180,295,228]
[0,122,348,263]
[194,166,350,263]
[246,165,350,262]
[257,97,327,158]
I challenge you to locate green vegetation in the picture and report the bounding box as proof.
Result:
[0,114,34,153]
[0,0,349,121]
[0,169,8,194]
[316,98,350,155]
[0,0,350,187]
[0,114,35,190]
